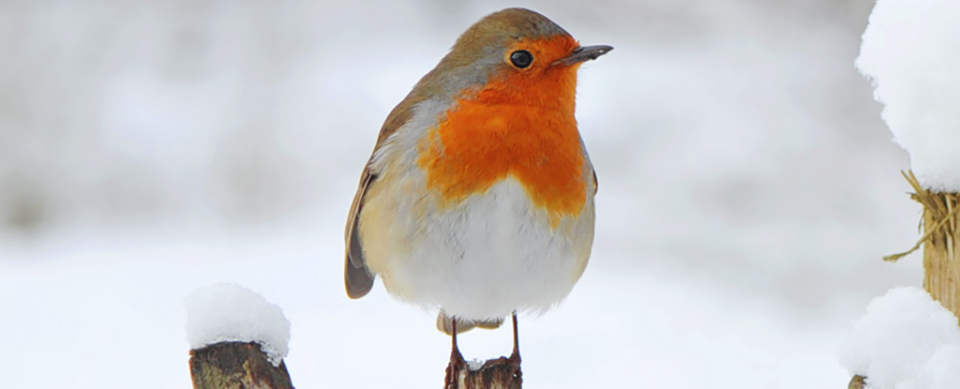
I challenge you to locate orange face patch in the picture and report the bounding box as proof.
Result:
[418,35,588,224]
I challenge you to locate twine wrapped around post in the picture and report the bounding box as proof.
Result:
[884,171,960,319]
[848,171,960,389]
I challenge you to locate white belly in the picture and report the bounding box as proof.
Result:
[360,176,595,321]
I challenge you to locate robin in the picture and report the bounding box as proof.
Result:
[344,6,610,371]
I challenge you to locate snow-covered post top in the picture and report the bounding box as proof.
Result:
[857,0,960,192]
[859,0,960,314]
[854,2,960,387]
[185,284,294,389]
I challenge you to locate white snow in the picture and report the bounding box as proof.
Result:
[185,284,291,366]
[0,1,927,389]
[467,358,485,371]
[857,0,960,192]
[838,287,960,389]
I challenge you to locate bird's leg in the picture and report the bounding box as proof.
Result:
[509,312,521,366]
[445,318,464,388]
[451,318,464,362]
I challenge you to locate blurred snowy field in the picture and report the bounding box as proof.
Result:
[0,0,925,388]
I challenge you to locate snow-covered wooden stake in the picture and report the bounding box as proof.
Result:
[856,0,960,322]
[184,284,294,389]
[190,341,294,389]
[851,0,960,386]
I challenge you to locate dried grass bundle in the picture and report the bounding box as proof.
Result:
[885,171,960,317]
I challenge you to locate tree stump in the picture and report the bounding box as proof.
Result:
[446,356,522,389]
[847,374,866,389]
[190,341,294,389]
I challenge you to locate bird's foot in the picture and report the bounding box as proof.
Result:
[444,347,466,389]
[508,348,521,369]
[445,353,522,388]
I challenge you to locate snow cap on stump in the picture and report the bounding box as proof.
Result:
[185,283,291,366]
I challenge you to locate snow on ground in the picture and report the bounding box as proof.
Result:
[0,0,927,388]
[839,287,960,389]
[185,283,291,366]
[857,0,960,192]
[0,224,854,389]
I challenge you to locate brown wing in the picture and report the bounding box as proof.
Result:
[344,167,376,298]
[344,80,435,299]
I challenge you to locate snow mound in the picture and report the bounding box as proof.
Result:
[184,284,291,366]
[857,0,960,192]
[838,287,960,389]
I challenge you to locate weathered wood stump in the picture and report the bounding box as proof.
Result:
[446,355,522,389]
[190,341,294,389]
[444,314,524,389]
[847,374,866,389]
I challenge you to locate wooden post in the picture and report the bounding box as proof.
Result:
[847,374,866,389]
[884,171,960,321]
[851,171,960,388]
[190,341,294,389]
[446,357,522,389]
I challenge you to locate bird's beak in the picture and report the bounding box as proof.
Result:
[554,45,613,66]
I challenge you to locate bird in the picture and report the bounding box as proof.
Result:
[344,6,610,372]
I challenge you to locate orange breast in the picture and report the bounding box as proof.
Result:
[418,62,587,223]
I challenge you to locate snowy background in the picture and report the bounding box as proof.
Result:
[0,0,924,388]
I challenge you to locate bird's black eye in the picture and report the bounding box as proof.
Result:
[510,50,533,68]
